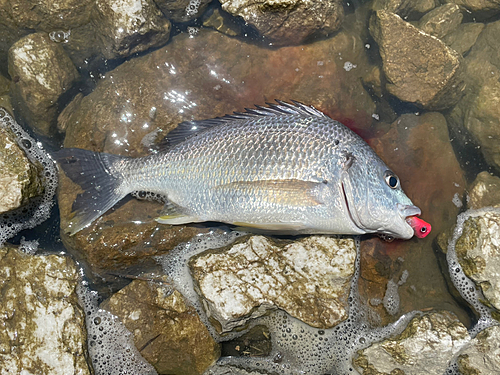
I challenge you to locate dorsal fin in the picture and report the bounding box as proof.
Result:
[159,100,327,149]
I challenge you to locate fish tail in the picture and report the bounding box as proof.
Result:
[55,148,130,235]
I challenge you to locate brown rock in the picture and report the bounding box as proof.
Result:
[202,7,242,37]
[8,33,79,136]
[369,10,466,110]
[468,171,500,209]
[372,0,438,18]
[444,0,500,14]
[219,0,344,46]
[442,22,485,56]
[101,279,219,375]
[418,4,463,40]
[92,0,171,60]
[359,112,467,325]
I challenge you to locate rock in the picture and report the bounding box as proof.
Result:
[0,73,10,95]
[57,27,376,272]
[444,0,500,14]
[360,112,467,326]
[101,279,219,375]
[468,171,500,209]
[0,126,44,213]
[456,325,500,374]
[154,0,212,22]
[0,246,89,375]
[372,0,438,19]
[353,311,470,375]
[5,0,92,31]
[190,235,356,332]
[442,22,485,56]
[454,210,500,311]
[418,4,463,40]
[8,33,79,136]
[93,0,171,60]
[202,7,242,37]
[219,0,344,46]
[369,10,466,110]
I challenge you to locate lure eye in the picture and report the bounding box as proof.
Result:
[384,171,399,189]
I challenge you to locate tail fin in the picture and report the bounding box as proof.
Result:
[55,148,129,235]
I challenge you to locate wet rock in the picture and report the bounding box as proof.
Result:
[101,279,219,375]
[202,7,242,37]
[442,23,485,56]
[447,20,500,172]
[219,0,344,46]
[0,246,89,375]
[58,28,376,271]
[467,171,500,209]
[456,325,500,374]
[418,4,463,40]
[5,0,92,31]
[8,33,79,136]
[93,0,171,60]
[0,73,10,95]
[444,0,500,14]
[361,112,467,326]
[353,311,470,375]
[372,0,438,19]
[0,127,44,214]
[154,0,212,22]
[190,235,356,332]
[369,10,466,110]
[454,210,500,311]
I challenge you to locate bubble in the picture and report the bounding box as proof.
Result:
[49,30,71,43]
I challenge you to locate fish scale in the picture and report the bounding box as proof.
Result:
[55,101,428,238]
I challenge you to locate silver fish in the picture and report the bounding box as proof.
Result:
[56,101,422,238]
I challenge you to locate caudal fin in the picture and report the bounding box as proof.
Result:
[55,148,129,235]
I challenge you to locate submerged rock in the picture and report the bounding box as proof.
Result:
[456,325,500,374]
[190,235,356,332]
[219,0,344,46]
[154,0,212,22]
[8,33,79,136]
[0,126,44,214]
[467,171,500,209]
[93,0,171,60]
[372,0,437,18]
[369,10,465,110]
[361,112,467,326]
[0,246,89,375]
[454,211,500,311]
[442,22,485,56]
[353,311,470,375]
[58,27,376,272]
[444,0,500,15]
[101,279,219,375]
[418,3,463,40]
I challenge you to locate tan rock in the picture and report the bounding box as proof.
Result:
[190,235,356,332]
[372,0,438,17]
[369,10,466,110]
[0,246,89,375]
[455,211,500,311]
[101,279,219,375]
[353,311,470,375]
[444,0,500,13]
[442,22,484,56]
[457,325,500,375]
[468,171,500,209]
[0,127,44,213]
[8,33,79,136]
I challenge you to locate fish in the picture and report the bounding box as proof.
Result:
[55,100,429,239]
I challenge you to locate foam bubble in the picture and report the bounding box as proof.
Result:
[0,108,57,246]
[77,281,157,375]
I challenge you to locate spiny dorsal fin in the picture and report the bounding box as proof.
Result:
[159,100,327,149]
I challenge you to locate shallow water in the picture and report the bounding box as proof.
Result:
[2,1,500,374]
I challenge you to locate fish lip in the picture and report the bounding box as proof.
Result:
[398,203,421,219]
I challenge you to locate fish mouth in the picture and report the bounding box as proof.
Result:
[398,203,421,219]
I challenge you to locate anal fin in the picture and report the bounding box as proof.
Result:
[155,200,200,225]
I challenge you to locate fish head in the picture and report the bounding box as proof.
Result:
[341,155,420,239]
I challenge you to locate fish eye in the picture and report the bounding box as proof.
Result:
[384,171,399,189]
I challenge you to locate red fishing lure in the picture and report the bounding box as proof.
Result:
[406,216,432,238]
